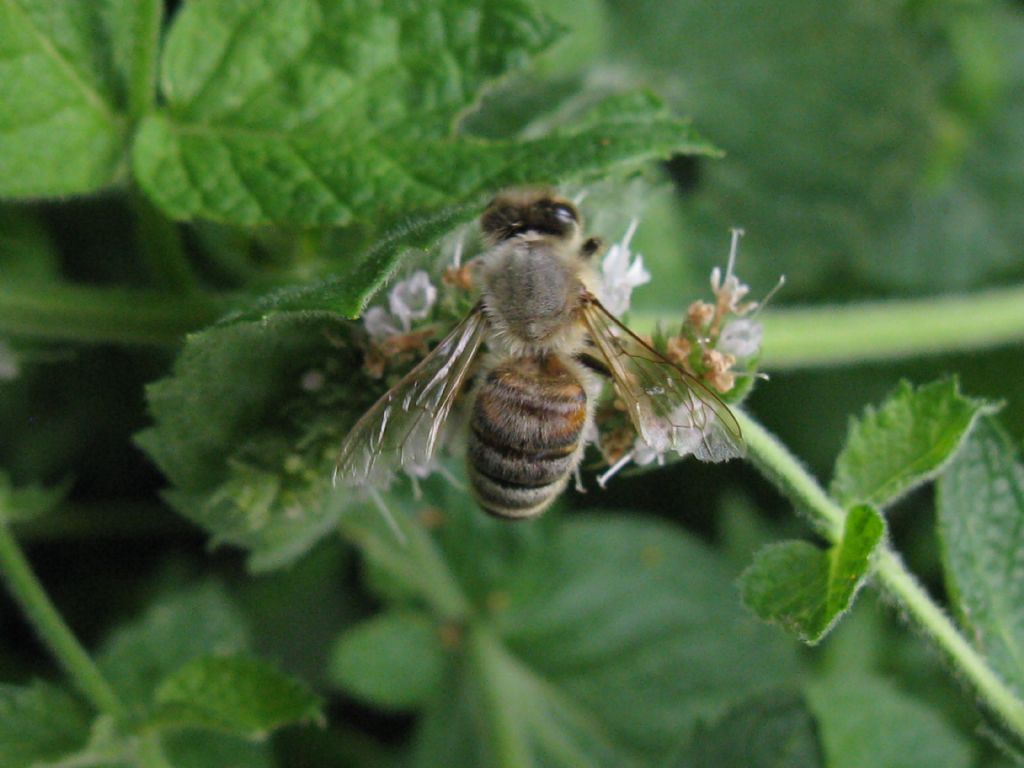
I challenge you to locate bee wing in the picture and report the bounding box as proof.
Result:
[580,295,744,463]
[335,306,488,487]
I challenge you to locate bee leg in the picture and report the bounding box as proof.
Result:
[574,351,612,379]
[574,464,586,494]
[580,236,604,259]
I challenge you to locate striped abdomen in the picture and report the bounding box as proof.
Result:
[468,355,587,519]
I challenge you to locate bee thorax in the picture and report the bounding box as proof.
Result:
[480,241,584,350]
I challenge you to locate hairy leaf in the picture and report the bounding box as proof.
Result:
[329,611,447,711]
[665,688,824,768]
[133,0,560,226]
[938,417,1024,699]
[138,313,371,571]
[0,0,155,196]
[0,682,91,768]
[831,378,997,509]
[153,655,322,738]
[739,504,885,644]
[805,672,972,768]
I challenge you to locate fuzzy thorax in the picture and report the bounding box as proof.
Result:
[477,231,594,358]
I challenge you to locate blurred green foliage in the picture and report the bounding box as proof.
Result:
[1,0,1024,766]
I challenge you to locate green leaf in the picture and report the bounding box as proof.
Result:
[329,610,447,711]
[0,0,151,197]
[665,688,824,768]
[739,504,885,644]
[97,584,250,715]
[138,313,368,571]
[606,0,1024,299]
[831,378,997,509]
[937,417,1024,699]
[133,0,559,226]
[153,655,322,738]
[0,682,91,768]
[133,0,716,314]
[805,671,973,768]
[350,492,801,767]
[0,471,67,524]
[163,731,275,768]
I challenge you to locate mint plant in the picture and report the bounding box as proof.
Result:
[2,1,1024,767]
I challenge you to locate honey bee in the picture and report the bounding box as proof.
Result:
[335,189,744,519]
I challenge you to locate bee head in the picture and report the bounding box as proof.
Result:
[481,189,580,245]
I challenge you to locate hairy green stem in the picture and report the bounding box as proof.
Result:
[0,523,123,717]
[0,281,225,345]
[736,409,1024,738]
[634,284,1024,369]
[128,0,162,122]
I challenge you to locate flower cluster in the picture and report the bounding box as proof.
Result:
[596,228,778,486]
[360,270,439,378]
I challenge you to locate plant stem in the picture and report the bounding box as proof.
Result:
[136,734,175,768]
[736,409,1024,739]
[634,284,1024,369]
[468,627,532,768]
[131,193,200,293]
[128,0,163,122]
[874,548,1024,737]
[0,281,226,345]
[735,411,844,540]
[0,523,123,717]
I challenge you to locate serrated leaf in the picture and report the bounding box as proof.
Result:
[0,471,67,524]
[739,504,885,644]
[138,313,368,571]
[0,0,154,197]
[805,671,973,768]
[937,417,1024,699]
[831,378,997,509]
[153,655,322,738]
[329,611,446,711]
[665,688,824,768]
[97,584,250,715]
[0,682,91,768]
[133,0,560,226]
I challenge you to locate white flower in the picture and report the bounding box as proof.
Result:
[597,402,710,487]
[718,318,763,360]
[0,340,18,382]
[389,271,437,330]
[709,228,752,313]
[362,306,401,343]
[363,271,438,342]
[599,220,650,316]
